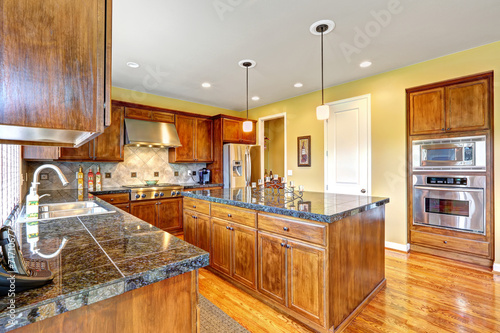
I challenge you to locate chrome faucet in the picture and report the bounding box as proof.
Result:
[32,164,70,195]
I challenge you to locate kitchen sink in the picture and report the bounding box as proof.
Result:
[18,201,115,222]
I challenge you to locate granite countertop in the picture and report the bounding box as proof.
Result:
[89,187,131,195]
[182,187,389,223]
[0,190,208,332]
[179,183,224,189]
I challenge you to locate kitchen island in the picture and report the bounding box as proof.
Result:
[0,190,208,333]
[182,187,389,333]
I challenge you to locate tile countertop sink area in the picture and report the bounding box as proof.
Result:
[0,190,208,332]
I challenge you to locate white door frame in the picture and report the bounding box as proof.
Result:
[258,113,287,180]
[323,94,371,194]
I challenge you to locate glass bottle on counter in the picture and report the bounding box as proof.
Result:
[96,166,102,191]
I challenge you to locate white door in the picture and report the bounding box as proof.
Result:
[325,95,370,195]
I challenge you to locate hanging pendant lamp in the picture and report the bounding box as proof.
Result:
[310,20,335,120]
[239,59,256,132]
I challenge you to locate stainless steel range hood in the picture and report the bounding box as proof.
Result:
[124,118,182,147]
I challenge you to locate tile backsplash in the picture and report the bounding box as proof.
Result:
[27,147,206,190]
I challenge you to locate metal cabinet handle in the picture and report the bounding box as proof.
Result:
[193,205,196,208]
[226,226,230,229]
[441,128,445,131]
[228,213,232,217]
[230,227,234,231]
[280,243,285,247]
[286,244,291,249]
[283,227,289,231]
[361,189,366,194]
[443,241,447,244]
[446,128,451,131]
[110,198,114,201]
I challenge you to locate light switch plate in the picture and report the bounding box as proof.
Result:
[40,173,49,180]
[131,172,137,178]
[154,172,159,177]
[174,171,179,176]
[287,170,293,176]
[105,173,111,178]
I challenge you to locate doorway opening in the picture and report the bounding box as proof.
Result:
[258,113,286,180]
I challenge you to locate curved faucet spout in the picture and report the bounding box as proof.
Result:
[32,164,70,194]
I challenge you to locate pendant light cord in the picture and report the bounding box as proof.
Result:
[321,29,324,105]
[246,66,249,119]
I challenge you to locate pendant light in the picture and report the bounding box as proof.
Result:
[239,59,256,132]
[310,20,335,120]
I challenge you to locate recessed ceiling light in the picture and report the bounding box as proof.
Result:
[252,96,260,101]
[294,83,303,88]
[202,82,211,88]
[126,62,140,68]
[360,61,372,68]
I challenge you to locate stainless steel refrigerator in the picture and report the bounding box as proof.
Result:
[223,144,261,188]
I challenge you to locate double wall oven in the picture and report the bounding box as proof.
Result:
[412,136,487,234]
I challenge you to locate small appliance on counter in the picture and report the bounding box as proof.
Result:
[198,168,211,185]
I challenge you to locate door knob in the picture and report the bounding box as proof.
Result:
[361,189,366,193]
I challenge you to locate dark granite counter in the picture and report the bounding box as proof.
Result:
[89,187,131,195]
[0,190,208,332]
[178,183,224,189]
[182,187,389,223]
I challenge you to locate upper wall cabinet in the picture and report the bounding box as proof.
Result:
[407,72,492,136]
[24,106,125,162]
[125,107,175,123]
[169,115,213,163]
[222,118,257,144]
[0,0,112,147]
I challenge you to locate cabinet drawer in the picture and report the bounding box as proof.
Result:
[211,203,256,228]
[183,197,210,215]
[152,111,175,123]
[411,230,489,257]
[258,214,326,246]
[96,193,130,204]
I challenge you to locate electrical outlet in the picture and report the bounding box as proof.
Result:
[131,172,137,178]
[154,171,159,177]
[40,173,49,180]
[174,171,179,176]
[192,171,197,176]
[287,170,293,176]
[105,173,111,178]
[187,170,192,176]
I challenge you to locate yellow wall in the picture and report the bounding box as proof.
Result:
[249,41,500,264]
[112,87,240,117]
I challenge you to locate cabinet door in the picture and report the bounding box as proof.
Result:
[196,118,213,162]
[232,224,257,289]
[125,107,152,120]
[287,240,326,326]
[59,141,94,160]
[446,79,489,132]
[151,111,175,123]
[157,198,183,233]
[183,210,197,246]
[222,119,242,143]
[23,147,60,160]
[210,219,231,276]
[257,232,286,305]
[94,105,124,161]
[130,201,157,226]
[197,214,211,253]
[241,124,256,144]
[114,203,130,213]
[172,115,196,162]
[408,88,445,135]
[1,0,108,134]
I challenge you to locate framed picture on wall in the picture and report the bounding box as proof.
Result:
[297,136,311,167]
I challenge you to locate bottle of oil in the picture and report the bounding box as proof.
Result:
[77,166,84,200]
[95,166,102,191]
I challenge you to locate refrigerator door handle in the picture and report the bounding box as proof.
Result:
[245,148,251,186]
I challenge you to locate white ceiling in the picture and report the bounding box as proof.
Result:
[112,0,500,111]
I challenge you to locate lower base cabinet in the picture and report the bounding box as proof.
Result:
[258,232,326,325]
[131,198,183,234]
[183,209,210,252]
[210,218,257,290]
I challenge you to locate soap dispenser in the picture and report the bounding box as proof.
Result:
[25,185,39,220]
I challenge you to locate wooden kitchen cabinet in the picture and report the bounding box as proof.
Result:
[407,72,492,135]
[210,217,257,289]
[183,210,211,253]
[222,118,256,144]
[257,232,287,305]
[24,106,125,162]
[169,115,213,163]
[125,107,175,123]
[0,0,112,147]
[183,212,197,247]
[95,193,131,213]
[130,198,183,234]
[114,203,131,213]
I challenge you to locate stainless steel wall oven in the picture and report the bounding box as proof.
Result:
[413,175,486,234]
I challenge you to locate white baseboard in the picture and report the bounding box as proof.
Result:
[385,241,410,252]
[493,263,500,274]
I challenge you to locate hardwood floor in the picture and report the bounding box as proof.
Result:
[197,246,500,332]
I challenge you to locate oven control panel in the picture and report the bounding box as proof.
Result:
[426,177,467,185]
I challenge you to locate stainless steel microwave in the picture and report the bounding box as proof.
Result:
[412,136,486,172]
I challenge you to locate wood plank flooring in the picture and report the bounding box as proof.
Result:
[198,248,500,332]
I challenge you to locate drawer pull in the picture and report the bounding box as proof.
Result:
[443,241,447,244]
[193,205,196,208]
[226,226,230,230]
[280,243,285,247]
[228,213,232,217]
[283,227,289,231]
[110,198,114,201]
[286,244,291,249]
